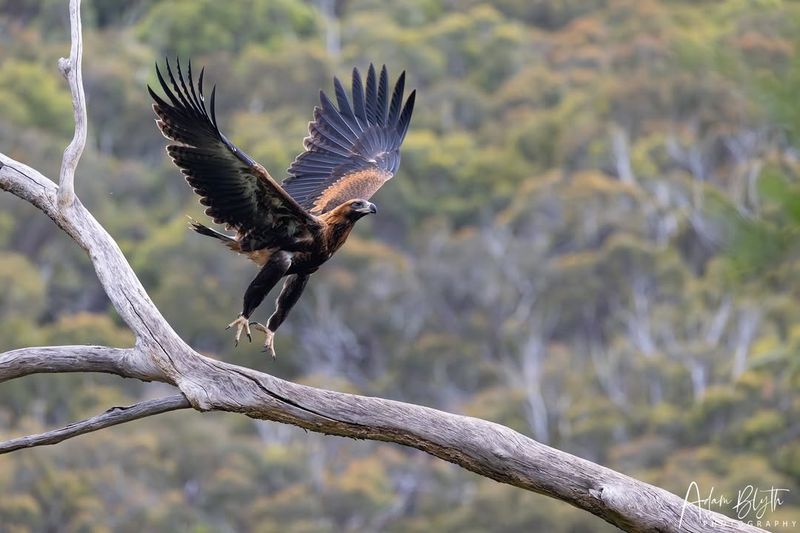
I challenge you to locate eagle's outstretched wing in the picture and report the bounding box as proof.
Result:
[149,59,320,250]
[282,64,416,214]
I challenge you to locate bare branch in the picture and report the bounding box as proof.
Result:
[56,0,86,207]
[173,360,766,533]
[0,395,190,454]
[0,155,194,384]
[0,345,168,384]
[0,341,765,532]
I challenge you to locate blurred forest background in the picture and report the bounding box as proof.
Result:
[1,0,800,531]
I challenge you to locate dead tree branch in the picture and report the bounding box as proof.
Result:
[0,395,190,454]
[0,2,765,532]
[56,0,86,207]
[0,345,166,383]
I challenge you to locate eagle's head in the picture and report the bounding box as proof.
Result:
[342,199,378,219]
[321,199,378,229]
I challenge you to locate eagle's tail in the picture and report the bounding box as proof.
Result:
[188,217,240,252]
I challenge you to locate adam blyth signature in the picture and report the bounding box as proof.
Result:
[679,481,795,529]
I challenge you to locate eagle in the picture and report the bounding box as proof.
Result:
[149,59,415,357]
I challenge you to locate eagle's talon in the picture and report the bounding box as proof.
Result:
[248,322,276,358]
[264,329,276,359]
[226,315,251,348]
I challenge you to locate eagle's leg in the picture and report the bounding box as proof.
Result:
[251,273,310,358]
[227,251,291,347]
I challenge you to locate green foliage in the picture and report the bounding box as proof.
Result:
[43,312,134,346]
[1,0,800,530]
[138,0,320,57]
[0,253,45,320]
[0,59,73,137]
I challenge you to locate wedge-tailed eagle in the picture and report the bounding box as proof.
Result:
[149,59,415,357]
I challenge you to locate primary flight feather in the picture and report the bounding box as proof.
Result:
[149,59,415,357]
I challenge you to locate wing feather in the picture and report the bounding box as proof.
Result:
[376,65,389,126]
[149,59,319,249]
[365,64,379,126]
[351,67,368,129]
[387,71,405,125]
[333,77,360,137]
[282,64,416,213]
[320,90,358,143]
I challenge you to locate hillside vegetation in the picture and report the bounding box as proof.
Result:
[1,0,799,530]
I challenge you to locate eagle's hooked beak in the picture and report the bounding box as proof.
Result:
[356,202,377,215]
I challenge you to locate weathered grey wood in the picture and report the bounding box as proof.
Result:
[0,345,166,384]
[56,0,85,207]
[0,395,190,453]
[0,3,767,531]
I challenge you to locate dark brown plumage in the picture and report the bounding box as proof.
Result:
[149,59,415,357]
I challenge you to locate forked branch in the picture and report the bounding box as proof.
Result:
[0,2,766,532]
